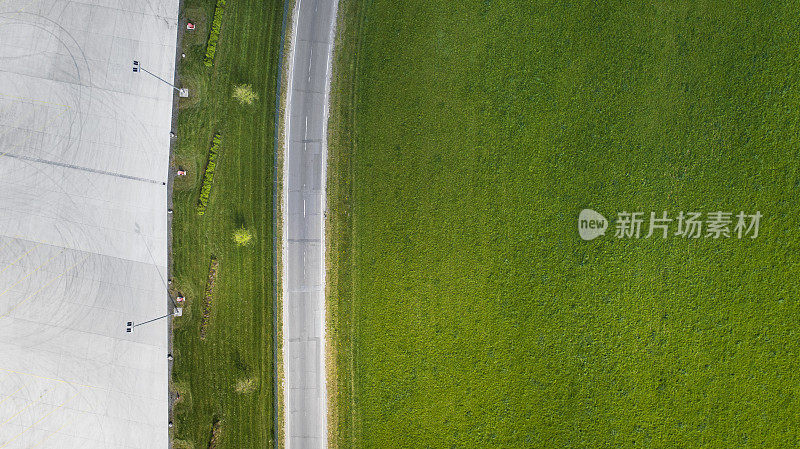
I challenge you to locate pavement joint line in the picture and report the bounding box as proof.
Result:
[15,0,34,13]
[0,63,93,92]
[0,392,78,448]
[0,152,163,184]
[0,367,95,391]
[295,38,330,44]
[0,175,158,216]
[0,385,25,408]
[0,243,41,276]
[0,99,73,137]
[0,254,90,320]
[29,420,71,448]
[1,313,167,364]
[0,234,167,271]
[0,206,166,250]
[0,66,172,103]
[0,248,63,300]
[0,92,71,110]
[0,310,168,375]
[0,197,167,234]
[0,397,36,429]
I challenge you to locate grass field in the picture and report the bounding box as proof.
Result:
[328,1,800,447]
[169,0,283,448]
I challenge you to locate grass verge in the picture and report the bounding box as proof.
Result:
[326,0,366,446]
[171,0,283,447]
[274,1,296,446]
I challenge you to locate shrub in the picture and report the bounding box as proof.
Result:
[199,257,219,340]
[233,227,253,246]
[232,84,258,105]
[172,440,194,449]
[208,418,222,449]
[197,134,222,216]
[235,377,257,394]
[203,0,227,67]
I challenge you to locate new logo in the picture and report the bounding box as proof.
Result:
[578,209,608,241]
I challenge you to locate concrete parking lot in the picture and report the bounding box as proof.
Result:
[0,0,177,447]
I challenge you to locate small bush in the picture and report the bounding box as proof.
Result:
[235,377,258,394]
[203,0,227,67]
[197,134,222,216]
[232,84,258,105]
[172,440,194,449]
[233,227,253,246]
[199,257,219,340]
[208,418,222,449]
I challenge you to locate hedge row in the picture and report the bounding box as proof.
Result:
[199,257,219,340]
[203,0,227,67]
[197,133,222,216]
[208,418,222,448]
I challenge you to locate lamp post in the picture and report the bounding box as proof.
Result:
[126,307,182,333]
[132,60,188,97]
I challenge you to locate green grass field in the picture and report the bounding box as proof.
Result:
[328,1,800,447]
[169,0,282,447]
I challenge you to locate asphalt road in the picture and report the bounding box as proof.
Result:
[282,0,338,447]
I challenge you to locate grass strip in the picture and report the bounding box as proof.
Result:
[171,0,283,447]
[326,0,365,446]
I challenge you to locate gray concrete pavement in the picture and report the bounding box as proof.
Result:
[282,0,338,447]
[0,0,177,447]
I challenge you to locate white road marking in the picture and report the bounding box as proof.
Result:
[308,47,313,82]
